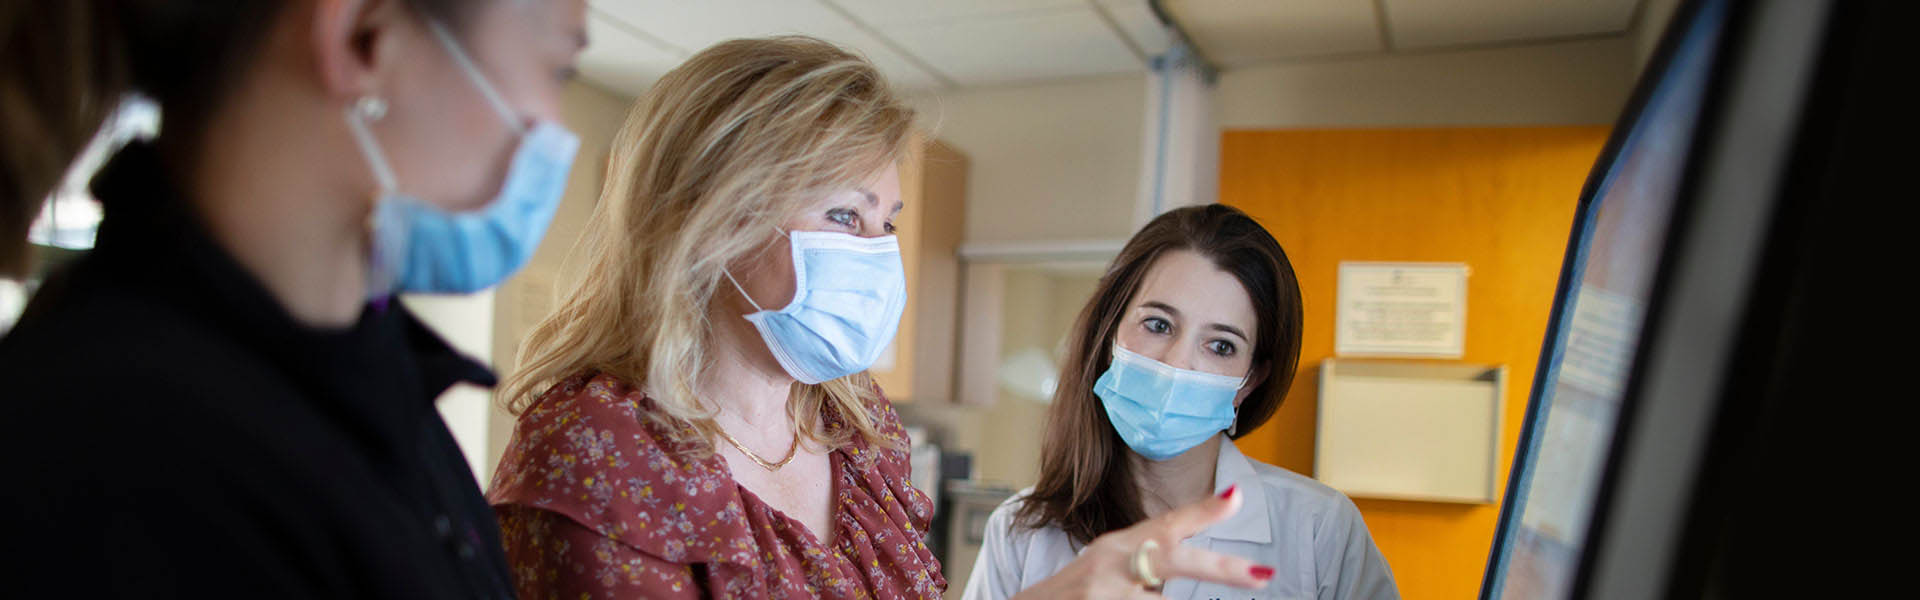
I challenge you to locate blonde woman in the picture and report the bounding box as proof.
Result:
[486,37,941,599]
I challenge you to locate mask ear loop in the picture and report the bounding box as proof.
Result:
[347,95,407,301]
[425,19,526,135]
[725,227,799,313]
[1227,370,1253,437]
[722,270,767,313]
[344,96,398,195]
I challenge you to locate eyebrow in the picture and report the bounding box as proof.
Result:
[574,29,590,51]
[1141,300,1182,318]
[1209,323,1250,343]
[1140,300,1250,343]
[857,188,903,217]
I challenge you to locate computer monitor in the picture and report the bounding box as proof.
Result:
[1479,0,1839,597]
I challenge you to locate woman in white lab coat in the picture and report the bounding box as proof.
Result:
[963,205,1399,600]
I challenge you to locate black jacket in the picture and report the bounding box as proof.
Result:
[0,142,515,598]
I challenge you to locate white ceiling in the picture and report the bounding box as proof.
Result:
[577,0,1646,98]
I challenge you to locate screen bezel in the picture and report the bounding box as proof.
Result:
[1476,0,1731,595]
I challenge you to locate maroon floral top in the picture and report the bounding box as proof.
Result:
[487,372,945,599]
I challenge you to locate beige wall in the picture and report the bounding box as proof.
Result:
[898,266,1097,486]
[1219,37,1635,128]
[1635,0,1686,71]
[910,75,1148,244]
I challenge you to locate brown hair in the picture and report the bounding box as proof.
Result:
[0,0,476,277]
[1015,204,1304,545]
[501,36,914,456]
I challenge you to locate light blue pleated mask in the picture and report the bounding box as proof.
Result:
[1094,344,1247,461]
[351,20,580,297]
[726,231,908,385]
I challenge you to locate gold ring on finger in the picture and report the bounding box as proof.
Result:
[1130,538,1164,589]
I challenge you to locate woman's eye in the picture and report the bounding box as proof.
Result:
[1207,340,1237,357]
[884,221,896,235]
[826,209,858,228]
[1142,317,1171,335]
[557,66,579,82]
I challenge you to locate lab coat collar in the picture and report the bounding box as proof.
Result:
[1200,437,1273,544]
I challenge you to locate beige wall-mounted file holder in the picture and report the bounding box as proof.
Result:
[1314,359,1506,504]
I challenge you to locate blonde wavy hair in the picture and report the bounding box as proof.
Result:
[502,36,915,455]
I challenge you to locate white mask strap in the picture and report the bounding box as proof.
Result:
[425,19,526,135]
[344,99,399,194]
[724,227,800,312]
[722,270,766,313]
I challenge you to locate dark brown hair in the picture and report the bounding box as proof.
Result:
[1014,203,1304,546]
[0,0,475,277]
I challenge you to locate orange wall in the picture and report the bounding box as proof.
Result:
[1221,127,1609,600]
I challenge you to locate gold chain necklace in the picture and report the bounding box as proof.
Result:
[714,426,800,471]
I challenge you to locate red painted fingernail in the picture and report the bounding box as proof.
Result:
[1219,484,1238,500]
[1250,566,1275,580]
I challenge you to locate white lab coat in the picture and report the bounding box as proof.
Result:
[961,438,1399,600]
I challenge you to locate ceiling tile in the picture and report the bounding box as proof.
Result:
[882,7,1144,87]
[808,28,950,91]
[577,11,686,98]
[584,1,946,95]
[589,0,856,52]
[1164,0,1382,66]
[829,0,1084,27]
[1384,0,1639,49]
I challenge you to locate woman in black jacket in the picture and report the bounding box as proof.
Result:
[0,0,588,596]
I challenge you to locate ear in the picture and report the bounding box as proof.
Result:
[1232,362,1271,409]
[309,0,410,100]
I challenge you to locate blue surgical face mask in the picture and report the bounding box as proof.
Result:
[348,20,580,297]
[725,230,908,385]
[1094,343,1247,461]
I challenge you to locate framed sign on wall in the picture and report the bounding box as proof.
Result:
[1335,261,1469,359]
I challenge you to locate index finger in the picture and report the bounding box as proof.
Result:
[1153,540,1272,590]
[1153,484,1243,540]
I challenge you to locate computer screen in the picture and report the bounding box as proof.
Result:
[1481,0,1729,597]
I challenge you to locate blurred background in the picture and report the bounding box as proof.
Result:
[3,1,1688,598]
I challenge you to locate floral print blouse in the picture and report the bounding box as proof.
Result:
[487,372,945,599]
